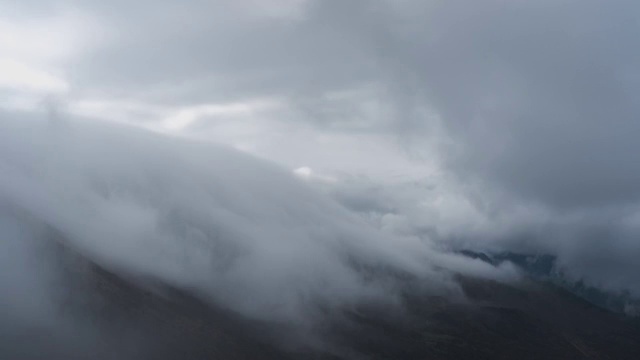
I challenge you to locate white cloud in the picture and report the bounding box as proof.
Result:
[293,166,337,183]
[161,98,284,131]
[0,5,107,110]
[0,59,69,93]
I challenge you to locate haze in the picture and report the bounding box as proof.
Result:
[2,0,640,357]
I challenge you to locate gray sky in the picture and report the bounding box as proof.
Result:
[3,0,640,299]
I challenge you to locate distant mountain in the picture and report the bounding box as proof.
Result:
[459,250,640,317]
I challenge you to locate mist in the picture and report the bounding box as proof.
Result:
[3,0,640,357]
[0,113,519,352]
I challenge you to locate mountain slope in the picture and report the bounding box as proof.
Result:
[3,246,639,360]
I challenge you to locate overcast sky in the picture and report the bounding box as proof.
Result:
[3,0,640,299]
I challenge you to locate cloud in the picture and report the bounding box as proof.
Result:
[355,0,640,297]
[0,114,517,339]
[0,59,69,93]
[4,0,640,329]
[368,0,640,209]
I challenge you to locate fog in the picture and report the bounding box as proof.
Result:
[0,114,517,342]
[3,0,640,354]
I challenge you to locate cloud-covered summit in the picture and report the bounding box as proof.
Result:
[3,0,640,325]
[0,115,519,333]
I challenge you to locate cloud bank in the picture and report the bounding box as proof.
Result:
[3,0,640,335]
[0,113,518,343]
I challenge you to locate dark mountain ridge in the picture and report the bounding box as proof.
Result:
[459,250,640,317]
[3,244,640,359]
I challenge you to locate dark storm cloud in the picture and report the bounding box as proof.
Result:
[60,0,640,208]
[245,0,640,298]
[367,0,640,209]
[346,0,640,297]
